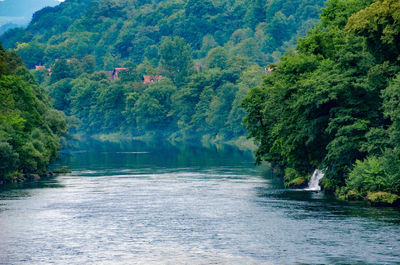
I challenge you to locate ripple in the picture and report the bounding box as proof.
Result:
[1,141,400,264]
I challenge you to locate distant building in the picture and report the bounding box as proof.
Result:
[106,68,129,80]
[143,75,162,84]
[34,65,51,75]
[35,65,46,71]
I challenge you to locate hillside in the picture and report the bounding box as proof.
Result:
[1,0,325,69]
[0,0,326,142]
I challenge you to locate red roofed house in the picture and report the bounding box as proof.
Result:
[143,75,162,84]
[35,65,52,75]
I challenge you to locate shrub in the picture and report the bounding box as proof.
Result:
[366,192,400,206]
[0,141,19,179]
[347,149,400,195]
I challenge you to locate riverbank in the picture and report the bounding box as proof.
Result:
[265,165,400,207]
[287,171,400,207]
[0,167,71,186]
[335,189,400,207]
[0,172,53,186]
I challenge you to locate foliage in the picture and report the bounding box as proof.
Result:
[242,0,400,200]
[366,192,400,206]
[347,149,400,196]
[9,0,395,199]
[0,0,328,144]
[2,0,399,204]
[159,36,193,85]
[0,43,67,182]
[0,0,325,69]
[283,167,307,188]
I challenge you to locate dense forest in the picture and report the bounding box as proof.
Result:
[0,0,325,142]
[243,0,400,205]
[0,44,67,183]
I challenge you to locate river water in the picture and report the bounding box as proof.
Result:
[1,140,400,264]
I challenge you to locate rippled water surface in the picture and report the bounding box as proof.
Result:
[1,140,400,264]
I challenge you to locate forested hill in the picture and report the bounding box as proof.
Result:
[0,44,67,184]
[0,0,326,142]
[1,0,324,69]
[243,0,400,205]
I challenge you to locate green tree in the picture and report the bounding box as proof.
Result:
[242,0,400,200]
[204,47,228,69]
[0,44,67,181]
[0,141,19,178]
[15,42,45,69]
[159,36,193,85]
[134,78,177,131]
[82,55,96,74]
[51,59,72,83]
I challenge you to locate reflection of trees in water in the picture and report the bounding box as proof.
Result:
[0,177,64,201]
[54,138,254,172]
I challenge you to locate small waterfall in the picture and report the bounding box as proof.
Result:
[304,169,324,191]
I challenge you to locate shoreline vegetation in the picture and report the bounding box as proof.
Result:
[242,0,400,206]
[0,44,68,185]
[1,0,400,207]
[0,167,71,186]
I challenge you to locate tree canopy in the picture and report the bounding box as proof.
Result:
[0,44,67,182]
[242,0,400,203]
[0,0,326,144]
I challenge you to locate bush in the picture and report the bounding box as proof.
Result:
[320,177,340,192]
[347,156,386,195]
[335,187,363,201]
[0,141,19,179]
[366,192,400,206]
[284,168,307,188]
[347,149,400,196]
[286,177,307,188]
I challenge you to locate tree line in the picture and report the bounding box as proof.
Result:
[242,0,400,205]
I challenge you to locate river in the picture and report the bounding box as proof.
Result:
[1,139,400,264]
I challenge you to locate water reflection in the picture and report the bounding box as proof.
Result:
[0,178,64,196]
[0,139,399,264]
[55,139,255,173]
